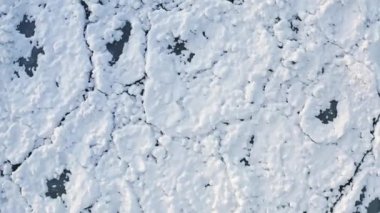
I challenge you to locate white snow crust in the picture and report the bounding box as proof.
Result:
[1,0,380,212]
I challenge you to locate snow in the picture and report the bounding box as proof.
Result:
[1,0,380,212]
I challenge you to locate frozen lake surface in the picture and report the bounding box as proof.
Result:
[1,0,380,212]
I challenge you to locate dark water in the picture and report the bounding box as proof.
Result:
[368,198,380,213]
[80,0,91,20]
[17,46,44,77]
[17,15,35,38]
[167,36,195,63]
[168,37,187,56]
[315,100,338,124]
[45,169,71,199]
[106,21,132,66]
[355,186,367,207]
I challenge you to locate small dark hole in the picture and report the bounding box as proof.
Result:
[315,100,338,124]
[240,158,250,166]
[187,52,195,63]
[168,36,188,56]
[274,17,281,23]
[45,169,71,199]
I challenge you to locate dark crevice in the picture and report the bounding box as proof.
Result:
[11,163,21,172]
[290,22,299,33]
[17,46,45,77]
[106,21,132,66]
[315,100,338,124]
[81,0,95,99]
[289,15,301,34]
[17,15,36,38]
[329,114,380,212]
[80,0,91,20]
[45,169,71,199]
[125,75,146,87]
[187,52,195,63]
[58,112,71,126]
[240,135,254,167]
[94,105,116,167]
[370,115,380,135]
[11,138,50,171]
[156,3,168,11]
[57,106,79,127]
[329,148,372,212]
[13,71,20,78]
[226,0,244,5]
[249,135,255,145]
[202,31,208,39]
[117,74,147,98]
[240,158,250,166]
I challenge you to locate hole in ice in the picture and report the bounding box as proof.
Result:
[45,169,71,199]
[367,198,380,213]
[168,37,187,56]
[249,135,255,145]
[289,15,301,33]
[17,46,44,77]
[202,31,208,39]
[274,17,281,24]
[167,36,195,63]
[17,15,35,38]
[315,100,338,124]
[106,21,132,66]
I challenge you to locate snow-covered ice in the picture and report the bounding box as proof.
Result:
[1,0,380,212]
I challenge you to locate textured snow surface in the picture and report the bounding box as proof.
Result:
[1,0,380,212]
